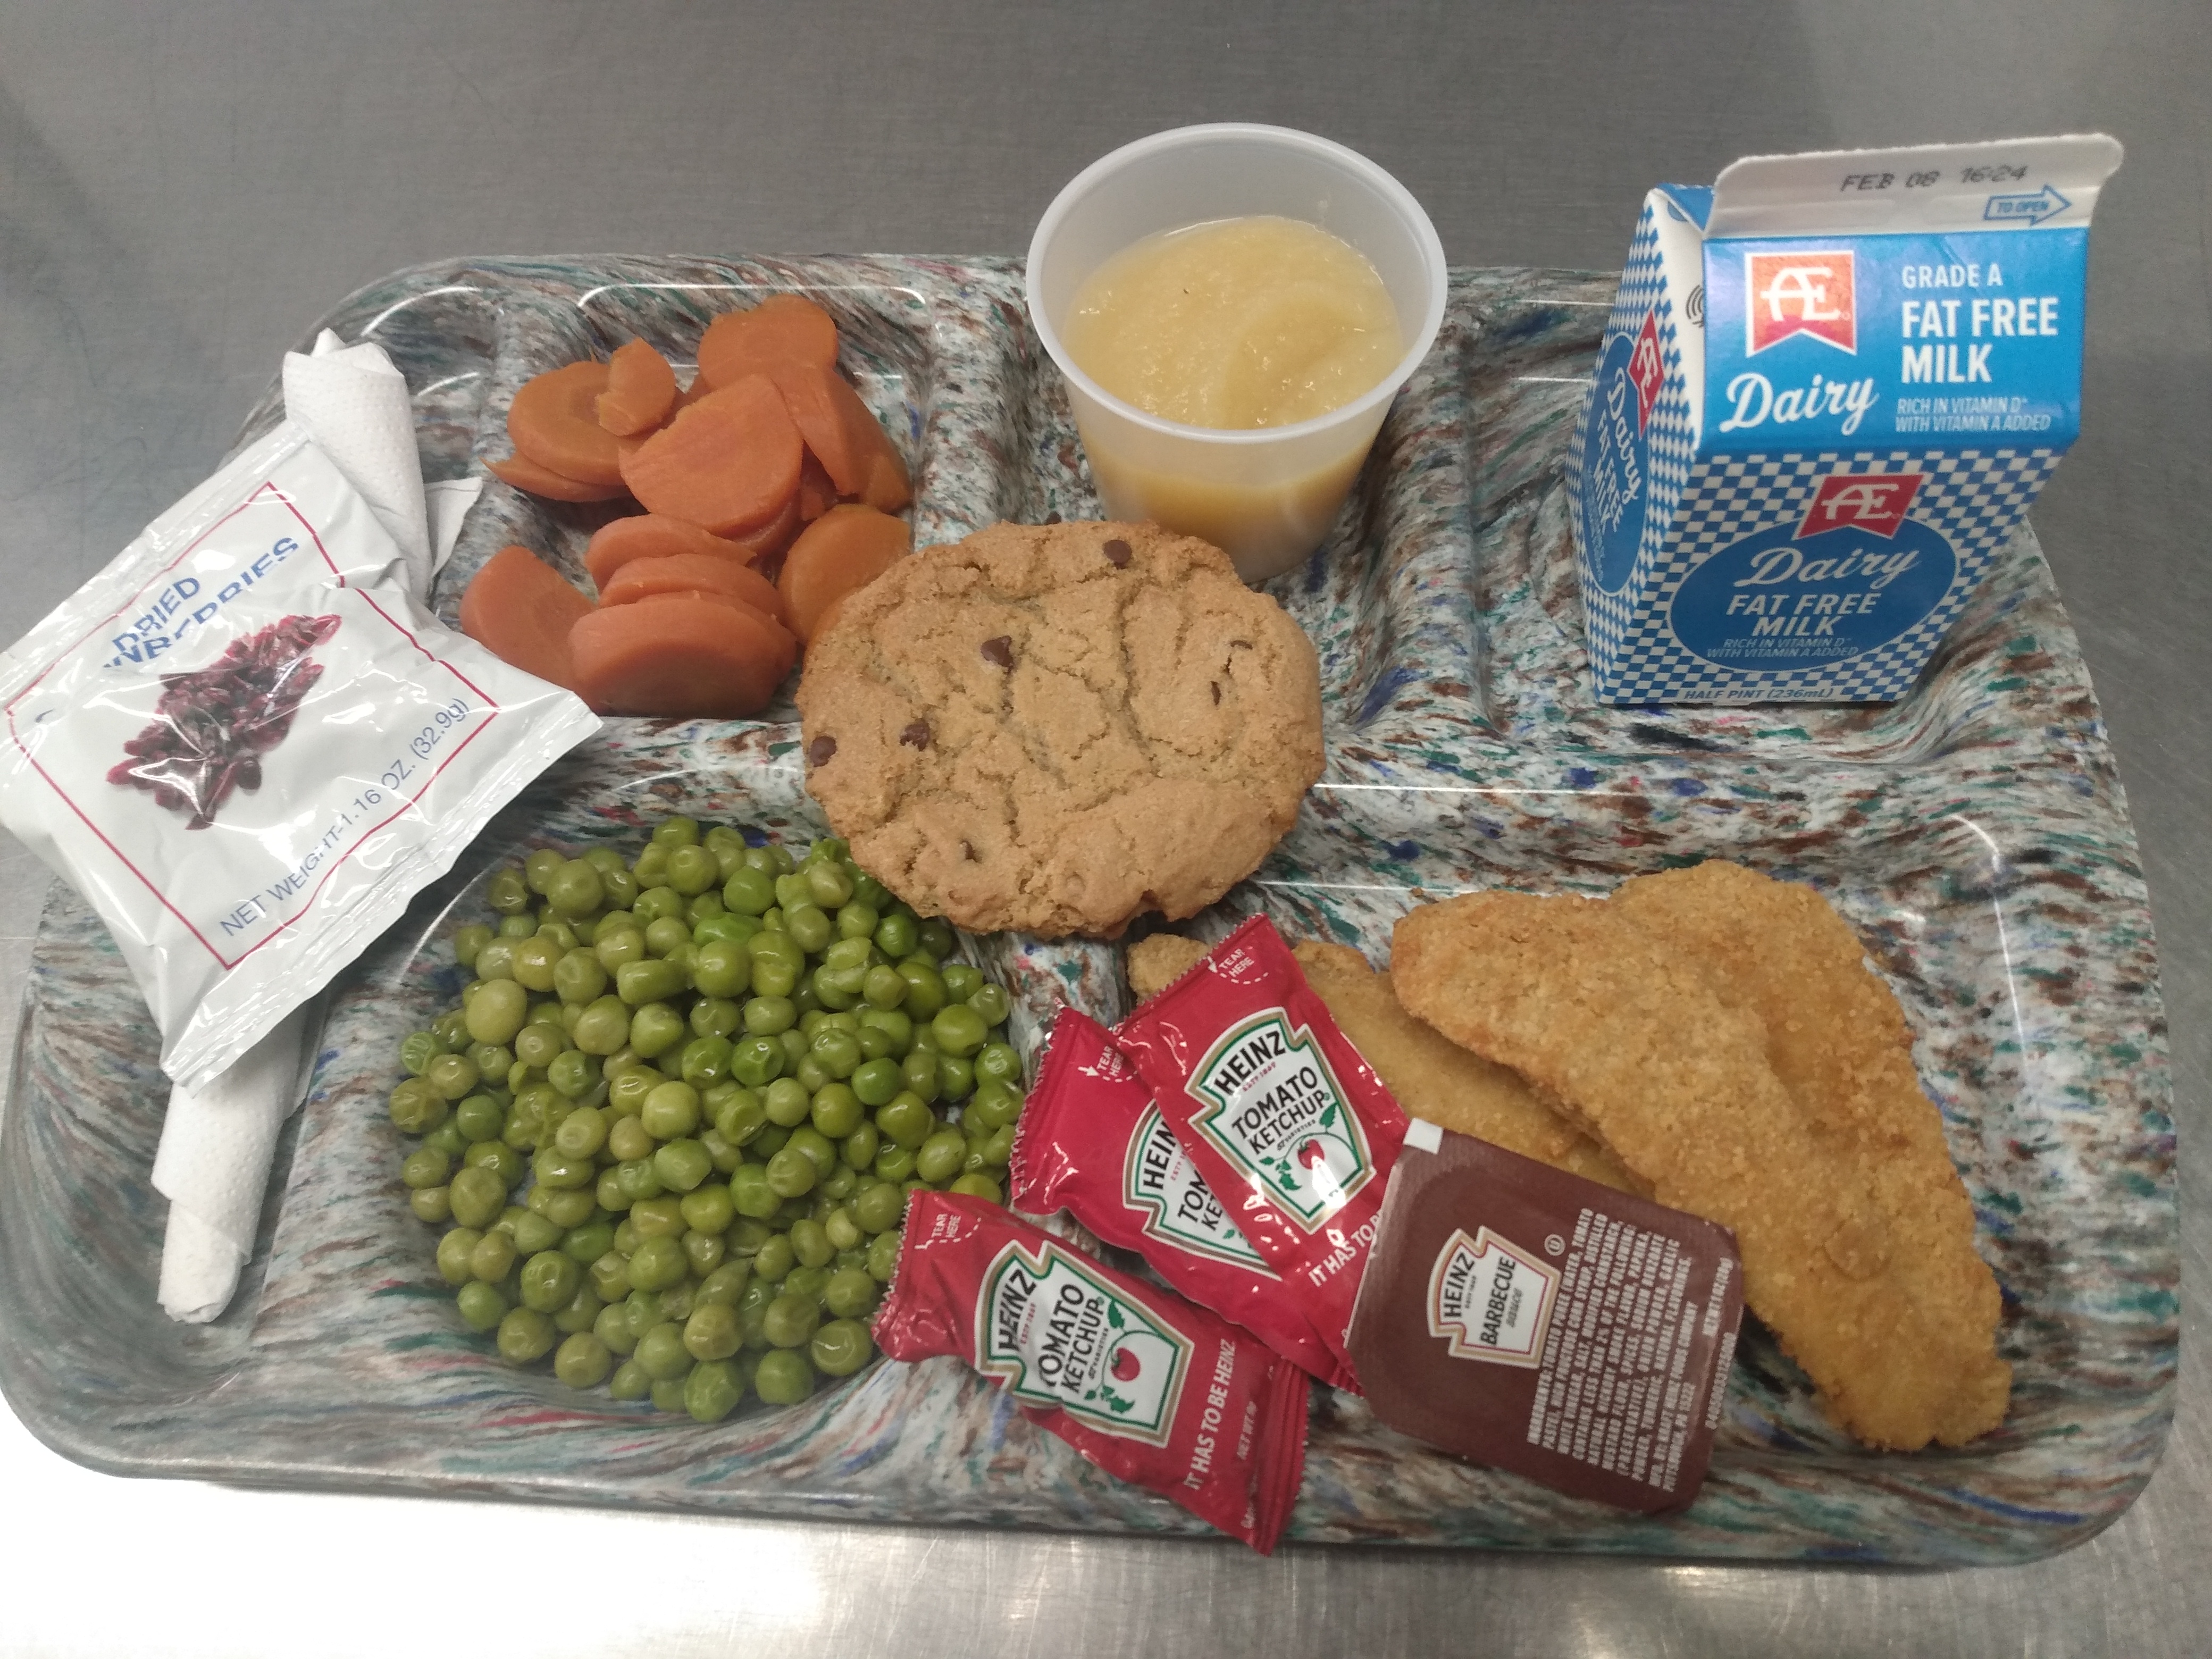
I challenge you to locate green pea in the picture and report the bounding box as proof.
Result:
[630,1194,685,1238]
[835,901,879,942]
[841,1123,881,1171]
[595,927,647,973]
[550,1105,607,1160]
[741,994,796,1037]
[400,1145,450,1190]
[899,1048,942,1105]
[519,1250,583,1314]
[606,1114,655,1162]
[974,1040,1023,1086]
[930,1003,990,1059]
[410,1186,452,1224]
[666,844,719,897]
[639,1080,701,1139]
[616,1159,665,1203]
[808,1028,862,1081]
[633,884,682,926]
[547,859,604,917]
[867,1228,903,1283]
[468,1229,517,1284]
[782,903,831,956]
[648,815,698,851]
[608,1359,652,1401]
[564,1220,616,1264]
[807,1083,862,1139]
[723,865,776,917]
[853,1181,906,1235]
[751,1233,797,1285]
[937,1053,975,1102]
[589,1250,632,1303]
[766,1146,818,1198]
[967,1080,1025,1132]
[554,1281,605,1335]
[785,1125,839,1174]
[875,1092,935,1151]
[752,1348,815,1405]
[777,1028,812,1071]
[533,1145,597,1190]
[635,1321,694,1381]
[938,961,980,1001]
[872,912,918,960]
[915,1128,966,1185]
[435,1227,482,1285]
[678,1174,734,1229]
[590,1297,637,1354]
[715,1088,768,1145]
[552,1331,613,1389]
[897,961,946,1021]
[873,1143,917,1184]
[782,1263,831,1308]
[628,1001,687,1060]
[747,933,803,998]
[456,1279,509,1332]
[500,1204,564,1254]
[810,1318,874,1377]
[421,1053,477,1103]
[398,1029,441,1078]
[626,1234,687,1294]
[966,982,1012,1028]
[449,1166,506,1229]
[513,1023,564,1071]
[511,934,562,993]
[530,1182,598,1228]
[596,1168,632,1214]
[678,1034,734,1089]
[762,1292,820,1350]
[681,1298,743,1362]
[520,848,562,895]
[654,1137,713,1193]
[818,1163,858,1204]
[803,861,854,909]
[547,1050,603,1101]
[847,1055,904,1109]
[823,1207,865,1254]
[950,1171,1003,1204]
[464,1139,526,1188]
[730,1164,780,1220]
[752,1077,803,1130]
[485,867,531,915]
[616,958,688,1006]
[551,949,608,1007]
[683,1356,747,1422]
[850,964,903,1012]
[785,1218,833,1270]
[730,1034,786,1087]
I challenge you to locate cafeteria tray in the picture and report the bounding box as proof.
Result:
[0,256,2176,1562]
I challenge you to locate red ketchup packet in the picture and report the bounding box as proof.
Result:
[1009,1009,1356,1392]
[1111,916,1410,1384]
[874,1191,1310,1554]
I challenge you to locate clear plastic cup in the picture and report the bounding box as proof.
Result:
[1027,123,1448,582]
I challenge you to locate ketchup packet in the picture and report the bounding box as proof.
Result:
[1348,1120,1745,1512]
[0,423,597,1091]
[1111,915,1409,1382]
[1009,1009,1355,1392]
[875,1191,1310,1553]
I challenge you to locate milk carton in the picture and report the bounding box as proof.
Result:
[1568,136,2122,703]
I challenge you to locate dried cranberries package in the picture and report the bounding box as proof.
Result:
[1111,915,1411,1385]
[0,422,597,1091]
[1009,1008,1356,1391]
[875,1191,1310,1553]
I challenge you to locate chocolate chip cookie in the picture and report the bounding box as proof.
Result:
[795,520,1322,939]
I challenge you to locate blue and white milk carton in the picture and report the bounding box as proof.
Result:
[1568,135,2122,702]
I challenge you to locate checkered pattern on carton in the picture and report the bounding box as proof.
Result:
[1569,197,1699,675]
[1594,447,2064,702]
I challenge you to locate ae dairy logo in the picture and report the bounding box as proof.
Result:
[1629,308,1665,431]
[978,1239,1193,1444]
[1188,1010,1375,1231]
[1122,1105,1275,1271]
[1427,1227,1561,1369]
[1746,250,1857,355]
[1795,471,1925,540]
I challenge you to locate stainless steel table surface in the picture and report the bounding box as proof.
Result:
[0,3,2202,1654]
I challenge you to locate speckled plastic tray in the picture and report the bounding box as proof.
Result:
[0,258,2176,1562]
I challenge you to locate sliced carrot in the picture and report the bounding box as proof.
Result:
[586,514,761,587]
[459,544,594,690]
[569,591,799,718]
[508,361,625,486]
[486,451,629,503]
[618,374,804,535]
[597,339,678,437]
[600,553,791,627]
[765,361,912,511]
[776,504,912,644]
[796,452,838,521]
[696,293,840,390]
[724,487,802,561]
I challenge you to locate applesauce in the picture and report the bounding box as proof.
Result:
[1062,216,1404,430]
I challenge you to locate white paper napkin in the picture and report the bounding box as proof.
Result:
[154,327,480,1322]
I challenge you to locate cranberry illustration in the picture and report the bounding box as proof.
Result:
[1110,1347,1142,1382]
[1298,1139,1328,1170]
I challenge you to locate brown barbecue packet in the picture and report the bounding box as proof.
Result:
[1347,1119,1745,1512]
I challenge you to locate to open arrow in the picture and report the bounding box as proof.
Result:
[1983,183,2072,227]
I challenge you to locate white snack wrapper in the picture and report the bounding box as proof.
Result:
[0,419,598,1093]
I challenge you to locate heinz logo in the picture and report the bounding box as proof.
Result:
[1746,250,1856,355]
[1795,471,1925,540]
[1629,307,1665,431]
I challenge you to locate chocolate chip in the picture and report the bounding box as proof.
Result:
[806,735,837,766]
[1211,682,1221,705]
[1102,538,1132,567]
[981,636,1014,668]
[959,840,977,862]
[1043,512,1062,525]
[900,720,931,749]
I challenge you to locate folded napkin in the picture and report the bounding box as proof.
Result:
[154,329,480,1322]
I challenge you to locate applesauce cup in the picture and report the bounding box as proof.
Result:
[1027,123,1448,582]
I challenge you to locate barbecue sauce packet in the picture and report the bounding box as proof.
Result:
[0,422,597,1091]
[1348,1119,1745,1513]
[874,1191,1310,1554]
[1111,915,1409,1385]
[1009,1008,1356,1392]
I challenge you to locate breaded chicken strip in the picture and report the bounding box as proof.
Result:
[1125,933,1635,1192]
[1393,889,2007,1451]
[1612,861,2008,1445]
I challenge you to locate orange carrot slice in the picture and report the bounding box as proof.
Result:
[459,544,594,690]
[796,452,838,521]
[508,361,625,486]
[724,488,802,562]
[765,361,912,511]
[585,514,761,587]
[618,374,803,535]
[696,293,840,390]
[596,339,678,437]
[599,553,791,627]
[487,452,629,503]
[776,504,912,644]
[569,591,798,718]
